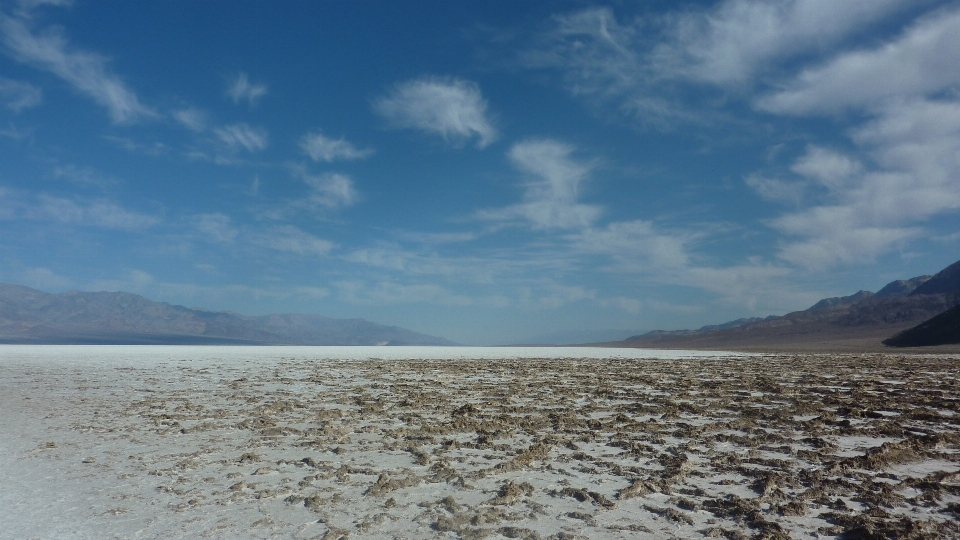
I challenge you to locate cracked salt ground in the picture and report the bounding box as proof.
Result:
[1,346,960,539]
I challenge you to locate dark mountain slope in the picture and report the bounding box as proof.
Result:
[910,260,960,296]
[884,304,960,347]
[625,293,958,350]
[0,284,454,345]
[621,260,960,350]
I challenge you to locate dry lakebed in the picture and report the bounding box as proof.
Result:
[1,345,959,539]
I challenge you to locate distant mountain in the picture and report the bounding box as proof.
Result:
[626,316,778,341]
[807,290,874,311]
[622,260,960,351]
[0,284,456,346]
[910,259,960,295]
[875,275,931,297]
[883,304,960,347]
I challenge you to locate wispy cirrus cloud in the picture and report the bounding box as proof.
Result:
[251,225,334,256]
[523,1,912,124]
[374,76,497,148]
[0,187,159,230]
[173,107,207,132]
[50,163,118,189]
[214,122,268,153]
[479,139,600,230]
[193,213,238,244]
[226,72,267,105]
[298,172,358,210]
[300,131,372,162]
[0,12,153,123]
[335,279,505,307]
[190,214,335,260]
[0,76,41,111]
[570,219,692,271]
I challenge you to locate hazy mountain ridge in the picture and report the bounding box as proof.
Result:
[0,284,455,346]
[624,261,959,349]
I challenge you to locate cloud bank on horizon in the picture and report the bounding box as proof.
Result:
[0,0,958,344]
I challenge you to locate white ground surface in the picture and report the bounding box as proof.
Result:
[1,346,958,539]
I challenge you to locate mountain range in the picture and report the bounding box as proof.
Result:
[0,284,455,346]
[620,259,960,350]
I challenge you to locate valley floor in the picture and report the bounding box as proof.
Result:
[2,348,959,539]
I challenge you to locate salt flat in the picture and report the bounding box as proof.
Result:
[1,346,959,539]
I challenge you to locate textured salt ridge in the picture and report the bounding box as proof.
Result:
[2,347,959,539]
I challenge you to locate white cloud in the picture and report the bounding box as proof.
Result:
[21,266,70,289]
[745,174,804,204]
[226,72,267,105]
[103,135,166,156]
[479,139,601,229]
[293,286,329,299]
[300,132,372,162]
[680,263,798,309]
[0,188,159,230]
[789,146,862,192]
[758,7,960,114]
[0,120,28,138]
[14,0,73,18]
[523,2,911,124]
[395,231,477,245]
[0,76,40,111]
[50,163,117,188]
[252,225,333,256]
[0,14,153,123]
[343,244,486,279]
[762,100,960,268]
[41,195,159,230]
[518,283,594,310]
[571,219,691,271]
[706,4,960,269]
[294,172,358,211]
[87,269,156,294]
[521,8,647,110]
[662,0,912,85]
[214,123,268,153]
[173,108,206,131]
[599,296,642,314]
[194,213,237,244]
[335,280,501,307]
[566,217,805,310]
[374,76,497,148]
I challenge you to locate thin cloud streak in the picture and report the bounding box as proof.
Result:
[0,76,41,111]
[0,13,153,123]
[0,187,159,230]
[300,132,373,162]
[226,72,267,105]
[214,123,268,153]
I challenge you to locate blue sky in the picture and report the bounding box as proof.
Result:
[1,0,959,345]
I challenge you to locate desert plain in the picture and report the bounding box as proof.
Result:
[1,346,959,539]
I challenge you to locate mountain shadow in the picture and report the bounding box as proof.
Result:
[883,304,960,347]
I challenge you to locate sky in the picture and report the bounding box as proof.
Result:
[1,0,959,345]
